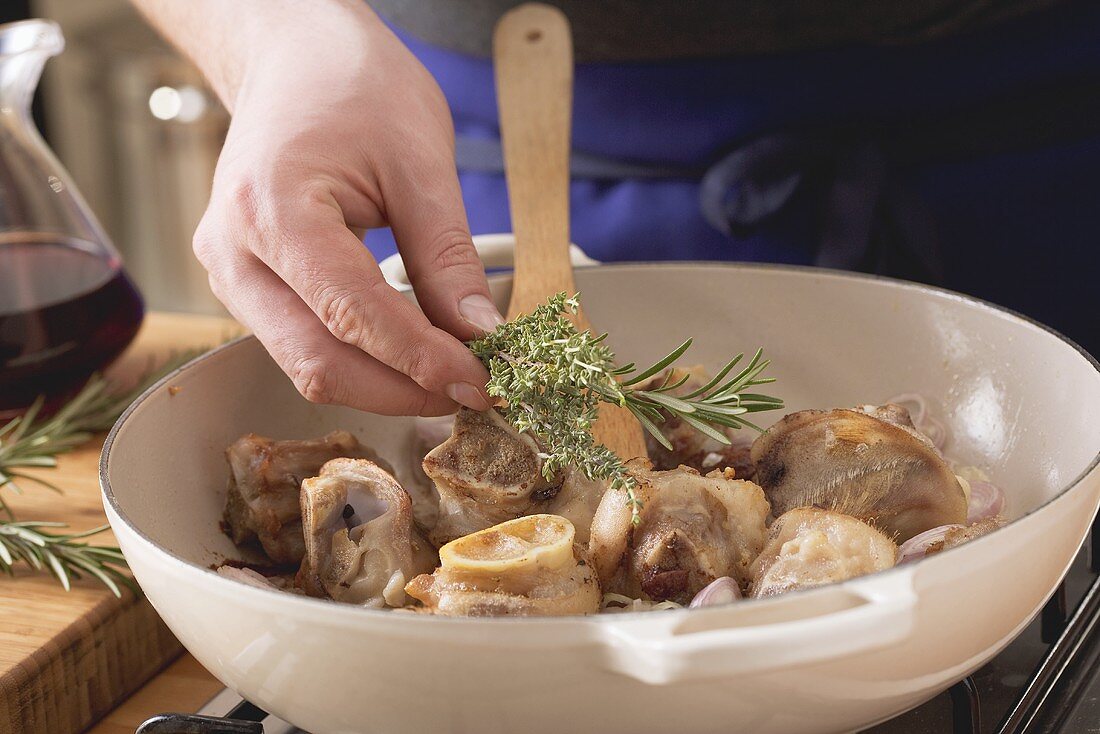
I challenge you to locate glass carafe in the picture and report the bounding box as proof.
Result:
[0,19,144,417]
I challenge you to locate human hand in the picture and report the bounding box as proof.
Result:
[190,3,501,415]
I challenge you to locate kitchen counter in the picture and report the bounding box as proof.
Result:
[87,655,222,734]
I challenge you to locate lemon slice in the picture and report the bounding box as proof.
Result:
[438,514,575,574]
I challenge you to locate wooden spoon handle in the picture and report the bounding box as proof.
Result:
[493,3,648,461]
[591,388,650,460]
[494,3,576,319]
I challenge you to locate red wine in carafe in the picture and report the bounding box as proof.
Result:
[0,240,144,416]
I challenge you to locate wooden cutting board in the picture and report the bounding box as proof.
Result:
[0,312,240,734]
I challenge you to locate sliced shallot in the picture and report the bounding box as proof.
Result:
[689,576,742,608]
[887,392,947,451]
[966,481,1006,524]
[897,524,965,564]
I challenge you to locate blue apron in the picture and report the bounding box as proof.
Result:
[368,1,1100,354]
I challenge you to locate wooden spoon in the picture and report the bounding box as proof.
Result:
[493,3,648,461]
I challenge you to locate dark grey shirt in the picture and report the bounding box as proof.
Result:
[371,0,1059,61]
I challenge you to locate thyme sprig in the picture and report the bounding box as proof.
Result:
[468,293,783,522]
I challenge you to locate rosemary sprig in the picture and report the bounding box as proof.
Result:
[0,521,135,597]
[468,293,783,522]
[0,348,207,594]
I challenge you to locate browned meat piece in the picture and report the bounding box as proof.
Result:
[588,460,769,604]
[223,431,391,564]
[750,507,897,598]
[405,515,600,616]
[422,409,607,546]
[422,408,549,545]
[299,459,436,607]
[751,406,967,543]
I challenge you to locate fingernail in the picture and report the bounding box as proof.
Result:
[445,382,491,411]
[458,294,505,334]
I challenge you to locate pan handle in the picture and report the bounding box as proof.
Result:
[379,232,599,291]
[598,572,918,684]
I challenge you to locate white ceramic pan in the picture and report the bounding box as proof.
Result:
[101,253,1100,734]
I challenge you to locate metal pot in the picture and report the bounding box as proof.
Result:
[101,252,1100,734]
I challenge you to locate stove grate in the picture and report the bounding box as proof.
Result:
[951,675,982,734]
[996,568,1100,733]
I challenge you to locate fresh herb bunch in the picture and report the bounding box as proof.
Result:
[468,293,783,521]
[0,349,206,595]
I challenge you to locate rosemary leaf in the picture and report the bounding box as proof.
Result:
[620,338,693,386]
[627,404,673,451]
